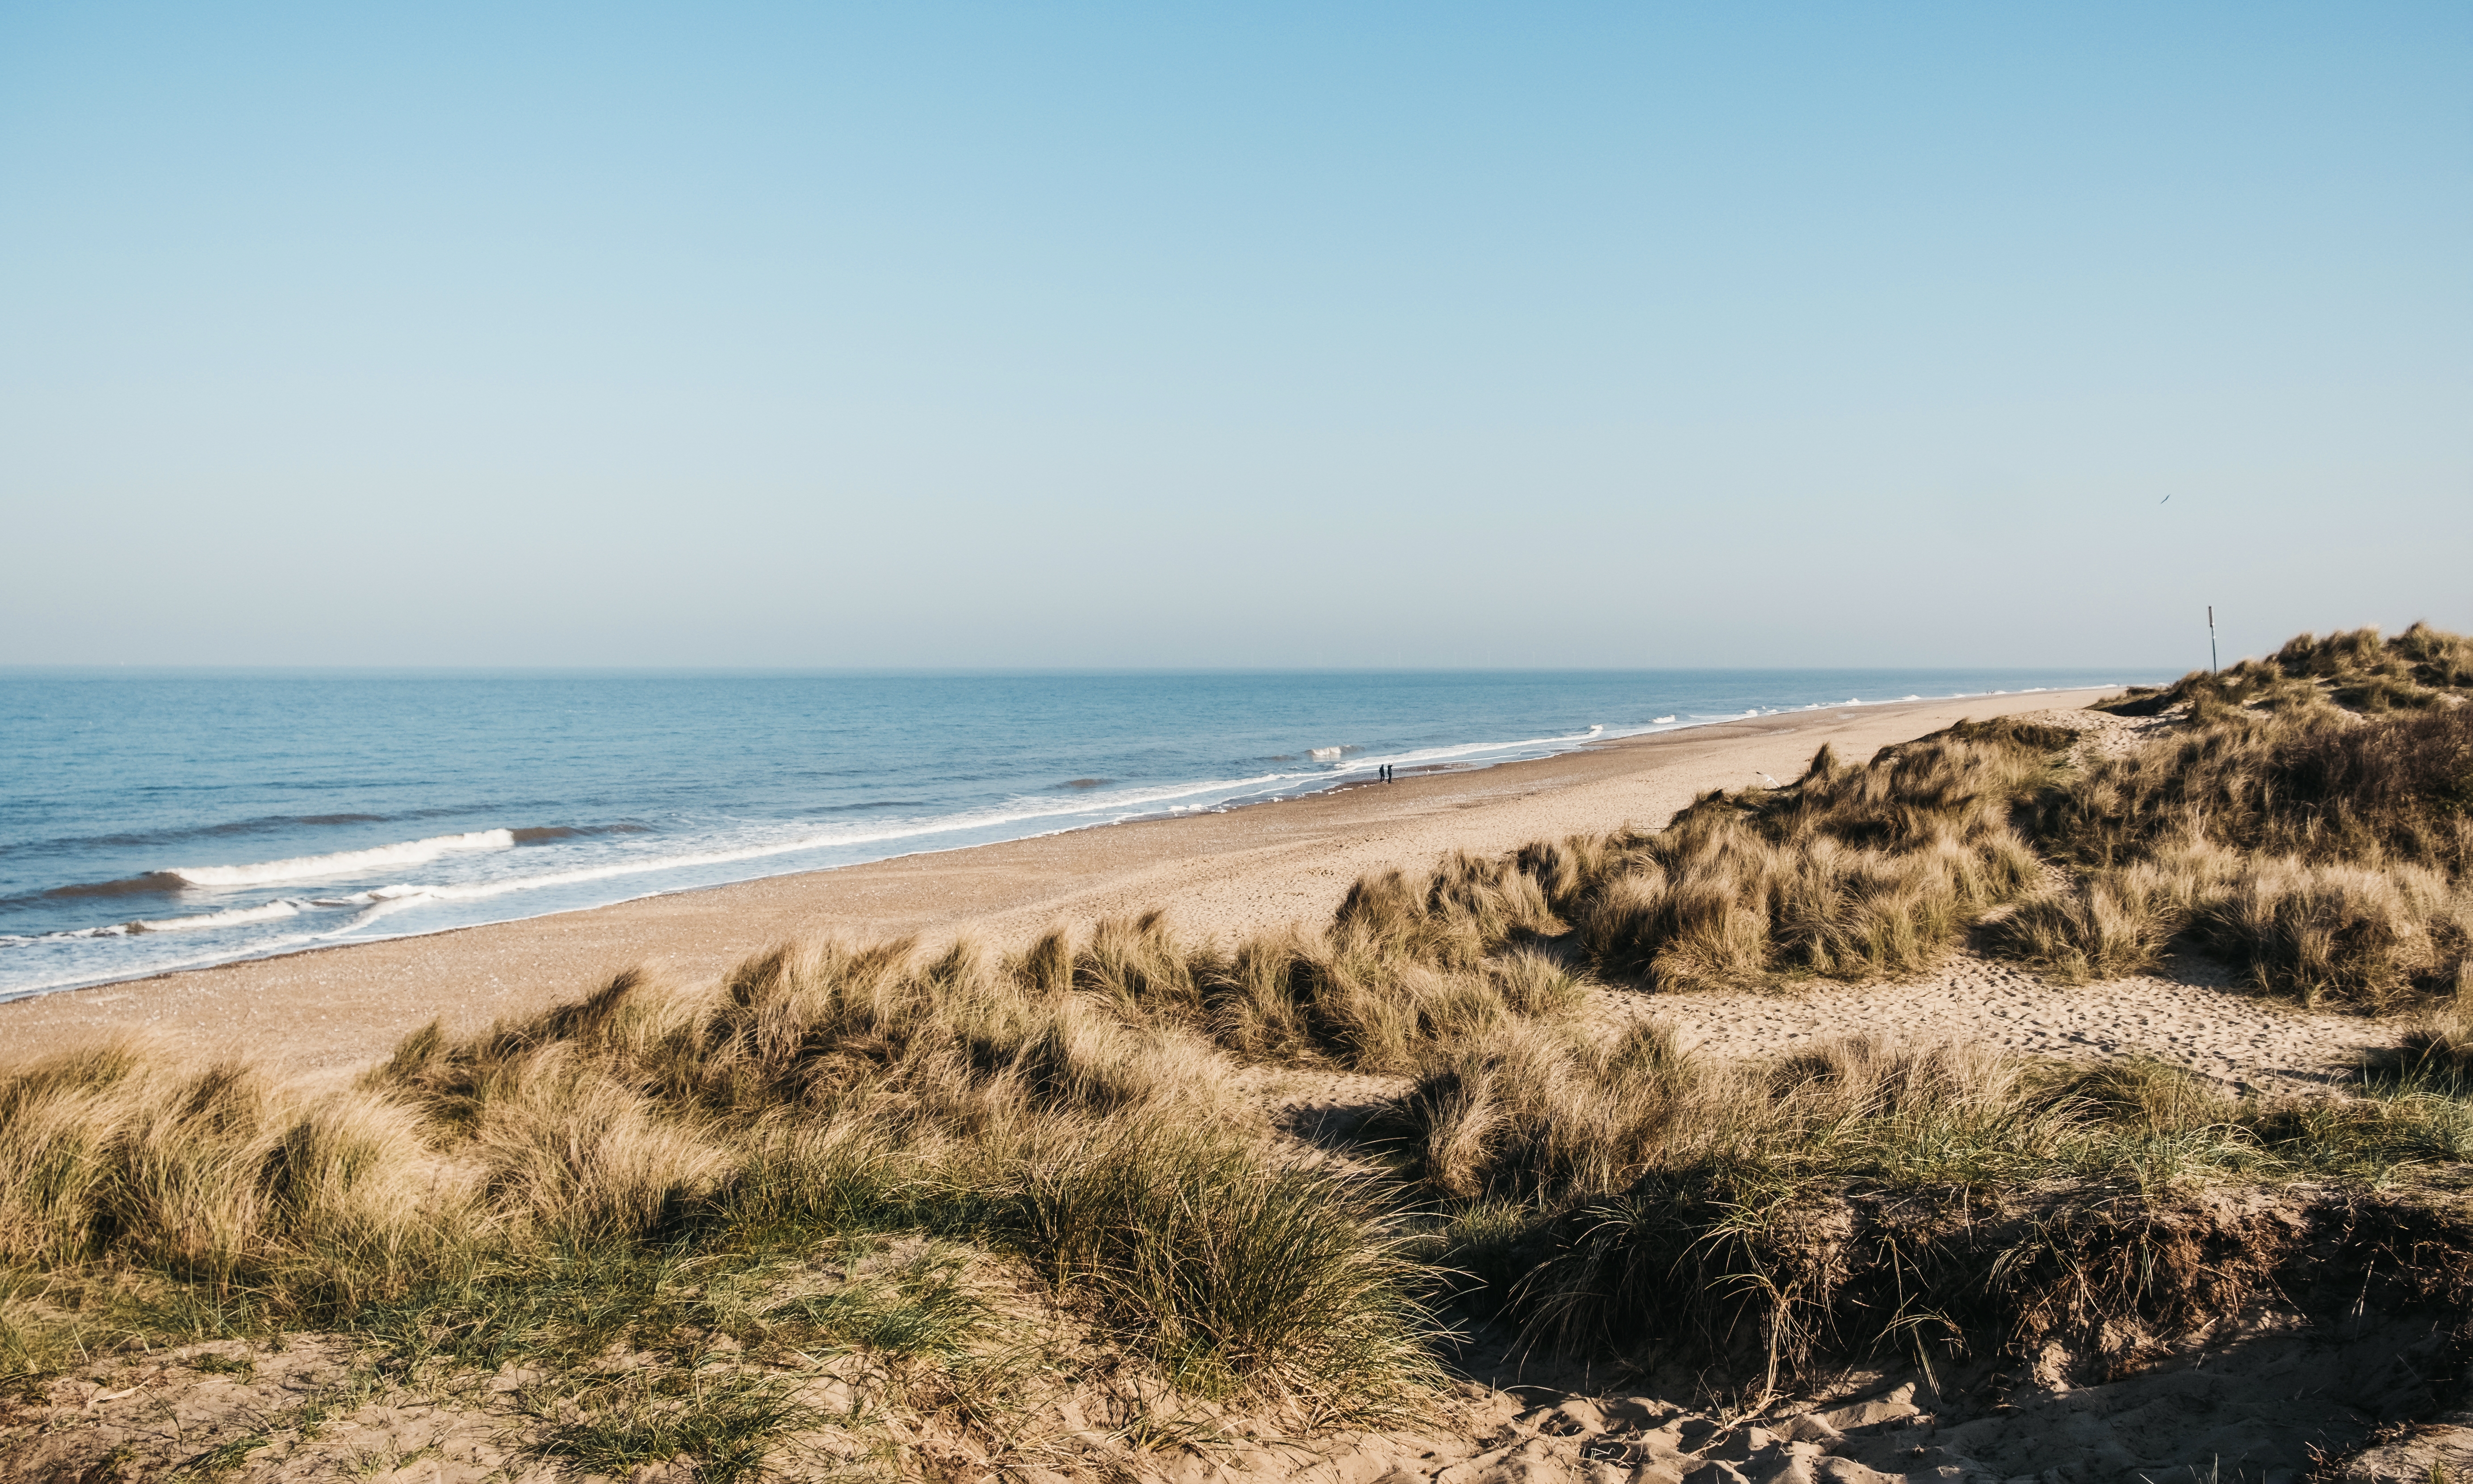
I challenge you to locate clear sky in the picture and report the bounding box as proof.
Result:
[2,3,2465,671]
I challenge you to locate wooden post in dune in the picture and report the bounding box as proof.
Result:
[2209,605,2218,672]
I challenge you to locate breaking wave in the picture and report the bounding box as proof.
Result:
[163,830,517,888]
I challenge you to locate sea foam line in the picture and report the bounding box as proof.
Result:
[165,830,516,887]
[38,899,358,939]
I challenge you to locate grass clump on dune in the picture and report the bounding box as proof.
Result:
[1994,634,2473,1004]
[1342,624,2473,1008]
[998,1122,1436,1412]
[2100,621,2473,718]
[1565,723,2056,989]
[1393,1023,2473,1381]
[1317,720,2068,995]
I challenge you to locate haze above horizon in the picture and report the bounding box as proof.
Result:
[3,4,2465,672]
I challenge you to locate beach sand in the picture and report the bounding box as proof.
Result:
[0,687,2385,1089]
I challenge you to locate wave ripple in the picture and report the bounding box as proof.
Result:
[165,830,516,888]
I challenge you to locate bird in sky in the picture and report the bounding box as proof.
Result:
[2161,495,2172,504]
[1757,771,1781,788]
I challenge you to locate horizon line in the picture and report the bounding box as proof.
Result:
[0,662,2171,678]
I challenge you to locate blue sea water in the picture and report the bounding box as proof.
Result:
[0,667,2165,998]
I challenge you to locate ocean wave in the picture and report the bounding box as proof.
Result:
[166,830,516,887]
[13,811,398,858]
[1353,724,1614,771]
[508,824,651,844]
[39,874,184,900]
[10,899,317,941]
[131,900,311,933]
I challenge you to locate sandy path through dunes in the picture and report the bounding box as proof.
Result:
[2,689,2126,1078]
[1610,950,2393,1093]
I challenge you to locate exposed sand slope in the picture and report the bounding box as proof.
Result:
[8,1305,2456,1483]
[1600,947,2393,1093]
[2,689,2132,1079]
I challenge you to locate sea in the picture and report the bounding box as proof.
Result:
[0,667,2166,1000]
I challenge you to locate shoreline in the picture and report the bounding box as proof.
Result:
[0,683,2117,1004]
[0,688,2119,1079]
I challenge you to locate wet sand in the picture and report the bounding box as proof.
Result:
[0,692,2120,1080]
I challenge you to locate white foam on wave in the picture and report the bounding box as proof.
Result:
[1342,724,1615,776]
[134,899,309,933]
[17,899,316,941]
[167,830,516,887]
[0,927,333,1000]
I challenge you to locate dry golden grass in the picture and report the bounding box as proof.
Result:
[1396,1016,2473,1376]
[7,907,2473,1472]
[1354,627,2473,1007]
[1597,722,2055,990]
[1998,640,2473,1003]
[2104,622,2473,718]
[0,908,1526,1451]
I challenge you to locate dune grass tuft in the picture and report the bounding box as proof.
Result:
[2100,622,2473,718]
[1999,650,2473,1002]
[1400,1022,2473,1379]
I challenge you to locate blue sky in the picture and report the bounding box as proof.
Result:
[2,3,2465,670]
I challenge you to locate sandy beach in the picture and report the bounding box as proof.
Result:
[0,693,2091,1072]
[0,686,2386,1090]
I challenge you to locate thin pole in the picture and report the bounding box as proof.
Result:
[2208,606,2218,672]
